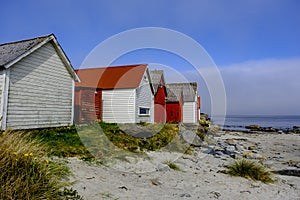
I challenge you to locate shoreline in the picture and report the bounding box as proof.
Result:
[66,129,300,200]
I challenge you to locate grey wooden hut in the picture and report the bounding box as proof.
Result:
[0,34,79,130]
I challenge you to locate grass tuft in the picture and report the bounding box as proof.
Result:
[226,159,274,183]
[0,131,71,199]
[164,160,182,171]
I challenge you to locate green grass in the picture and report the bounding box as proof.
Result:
[226,159,274,183]
[0,131,73,199]
[164,160,182,171]
[195,130,205,141]
[5,122,191,163]
[27,126,94,161]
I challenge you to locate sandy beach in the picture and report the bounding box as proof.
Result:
[66,131,300,200]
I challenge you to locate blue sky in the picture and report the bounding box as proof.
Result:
[1,0,300,115]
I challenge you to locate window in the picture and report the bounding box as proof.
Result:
[139,107,150,116]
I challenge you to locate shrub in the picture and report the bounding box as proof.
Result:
[0,131,70,199]
[226,159,274,183]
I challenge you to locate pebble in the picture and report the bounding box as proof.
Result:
[225,145,236,152]
[235,144,244,151]
[151,179,163,186]
[156,163,170,172]
[180,193,191,198]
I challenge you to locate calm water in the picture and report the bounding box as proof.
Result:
[211,115,300,130]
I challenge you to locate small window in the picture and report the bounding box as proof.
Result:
[139,107,150,116]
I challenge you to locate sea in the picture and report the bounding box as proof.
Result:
[211,115,300,131]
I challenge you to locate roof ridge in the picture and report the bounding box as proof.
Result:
[167,82,197,85]
[0,34,53,47]
[76,64,147,70]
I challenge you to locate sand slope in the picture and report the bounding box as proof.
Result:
[67,132,300,200]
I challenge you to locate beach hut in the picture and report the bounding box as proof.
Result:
[75,64,154,123]
[166,82,199,123]
[166,84,183,123]
[182,82,198,123]
[150,70,167,123]
[0,34,79,130]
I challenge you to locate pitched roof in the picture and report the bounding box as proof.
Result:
[166,84,183,102]
[166,82,197,102]
[0,35,50,67]
[0,34,79,81]
[149,70,167,95]
[76,64,149,89]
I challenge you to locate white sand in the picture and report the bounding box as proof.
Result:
[66,131,300,200]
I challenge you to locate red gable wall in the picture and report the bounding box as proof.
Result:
[166,96,183,123]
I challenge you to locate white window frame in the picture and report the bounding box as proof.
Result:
[139,107,150,116]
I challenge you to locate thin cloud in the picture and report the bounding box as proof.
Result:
[167,58,300,115]
[220,58,300,115]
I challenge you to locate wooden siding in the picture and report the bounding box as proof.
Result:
[6,42,74,129]
[183,102,197,123]
[166,95,183,123]
[154,84,166,123]
[0,70,4,115]
[135,73,154,123]
[74,87,102,123]
[166,102,182,123]
[102,89,135,123]
[154,104,166,123]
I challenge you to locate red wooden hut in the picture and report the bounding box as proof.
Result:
[166,84,183,123]
[74,69,103,123]
[150,70,167,123]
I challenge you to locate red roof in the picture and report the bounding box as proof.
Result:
[76,64,148,89]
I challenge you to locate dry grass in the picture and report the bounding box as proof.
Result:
[0,131,70,199]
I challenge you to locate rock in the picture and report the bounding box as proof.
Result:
[278,130,284,134]
[225,145,236,153]
[296,163,300,168]
[118,186,128,190]
[240,190,251,194]
[251,183,261,188]
[243,152,255,159]
[203,148,215,155]
[178,124,203,147]
[271,169,300,177]
[245,124,261,130]
[262,160,274,168]
[209,191,221,199]
[208,125,220,134]
[215,150,224,156]
[156,163,170,172]
[180,193,191,198]
[151,178,163,186]
[248,146,256,151]
[261,127,276,132]
[179,129,203,147]
[235,144,244,151]
[225,139,235,145]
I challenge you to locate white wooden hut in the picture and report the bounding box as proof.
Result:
[75,64,154,123]
[166,82,199,123]
[0,34,79,130]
